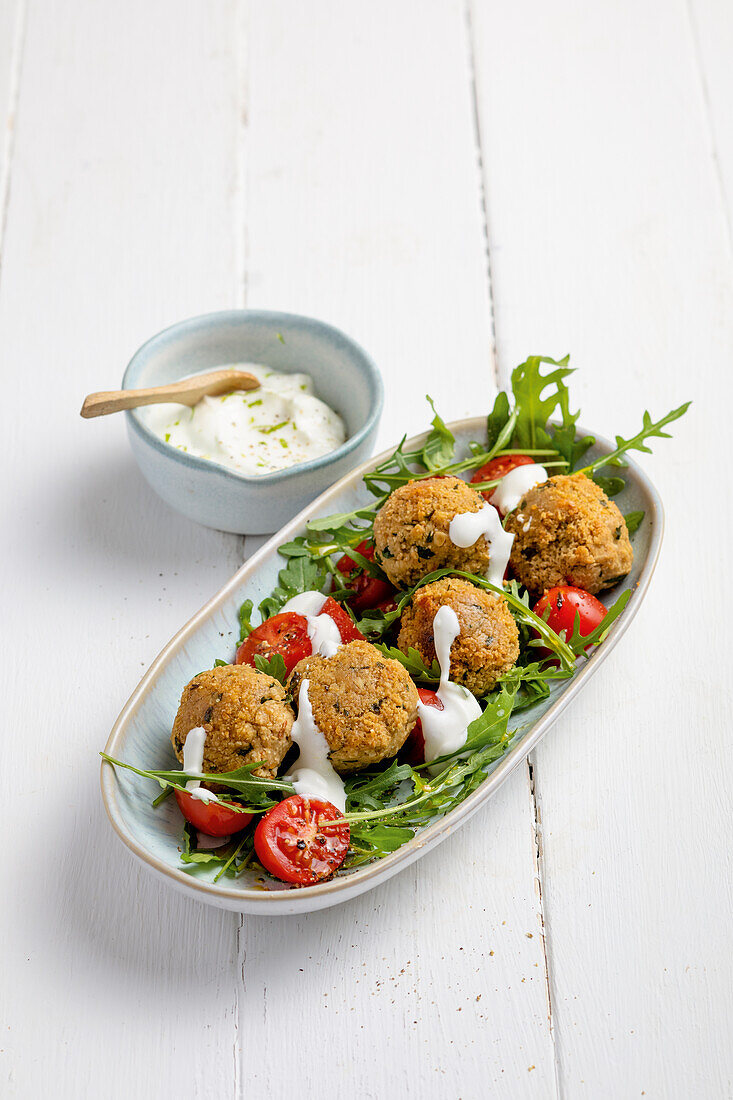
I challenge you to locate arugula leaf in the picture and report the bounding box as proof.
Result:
[592,474,625,497]
[486,390,512,451]
[624,510,644,535]
[510,354,572,449]
[373,643,441,682]
[253,651,288,684]
[237,600,254,644]
[549,376,595,469]
[423,396,456,470]
[346,824,416,866]
[100,753,293,805]
[564,588,632,655]
[258,553,328,620]
[578,402,691,476]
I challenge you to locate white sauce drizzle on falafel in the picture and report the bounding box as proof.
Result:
[449,503,514,587]
[181,726,221,804]
[281,591,342,658]
[490,463,548,515]
[286,679,347,811]
[418,606,482,766]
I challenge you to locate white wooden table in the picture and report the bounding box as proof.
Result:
[2,2,731,1096]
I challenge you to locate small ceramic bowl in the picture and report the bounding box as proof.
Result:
[123,310,383,534]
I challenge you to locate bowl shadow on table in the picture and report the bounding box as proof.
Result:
[37,447,246,580]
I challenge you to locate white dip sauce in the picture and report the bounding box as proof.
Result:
[449,502,515,587]
[490,463,547,514]
[280,591,342,657]
[181,725,221,805]
[418,606,482,766]
[145,363,346,476]
[286,679,347,811]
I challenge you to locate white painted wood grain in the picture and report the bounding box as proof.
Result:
[470,0,733,1095]
[0,1,245,1095]
[237,1,557,1097]
[688,0,733,250]
[0,0,23,265]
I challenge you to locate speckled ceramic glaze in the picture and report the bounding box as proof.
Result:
[123,310,384,534]
[101,421,664,914]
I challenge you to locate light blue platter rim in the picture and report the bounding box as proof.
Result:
[100,418,664,914]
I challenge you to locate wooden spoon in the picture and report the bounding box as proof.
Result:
[80,369,261,419]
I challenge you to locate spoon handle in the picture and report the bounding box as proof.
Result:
[80,370,260,418]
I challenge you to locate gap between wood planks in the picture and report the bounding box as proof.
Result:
[229,6,561,1087]
[465,0,560,1086]
[464,0,499,390]
[685,0,733,257]
[0,0,27,289]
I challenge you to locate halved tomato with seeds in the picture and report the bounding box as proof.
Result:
[235,600,364,675]
[254,795,350,885]
[235,612,311,676]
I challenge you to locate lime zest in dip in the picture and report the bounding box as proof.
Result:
[144,364,346,476]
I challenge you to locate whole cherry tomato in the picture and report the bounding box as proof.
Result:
[174,789,252,837]
[336,540,396,613]
[470,453,534,502]
[533,585,607,650]
[400,688,445,766]
[254,795,350,884]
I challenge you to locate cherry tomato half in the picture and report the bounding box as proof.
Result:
[533,586,607,649]
[336,540,396,613]
[400,688,445,766]
[174,789,253,837]
[254,795,350,885]
[470,453,534,502]
[235,612,311,676]
[319,596,365,644]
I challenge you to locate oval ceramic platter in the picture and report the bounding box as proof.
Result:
[101,418,663,915]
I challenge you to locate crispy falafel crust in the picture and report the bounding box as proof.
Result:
[505,472,633,596]
[373,476,491,588]
[398,576,519,696]
[172,664,294,778]
[288,640,419,774]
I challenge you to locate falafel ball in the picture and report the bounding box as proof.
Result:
[504,472,633,596]
[171,664,294,778]
[373,476,490,589]
[398,576,519,696]
[288,640,419,774]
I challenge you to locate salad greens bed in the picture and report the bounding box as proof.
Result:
[102,356,689,884]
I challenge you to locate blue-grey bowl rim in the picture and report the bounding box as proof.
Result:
[122,309,384,485]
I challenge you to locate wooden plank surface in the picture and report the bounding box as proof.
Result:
[470,1,733,1096]
[1,0,732,1096]
[0,1,244,1095]
[0,0,23,263]
[238,3,557,1097]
